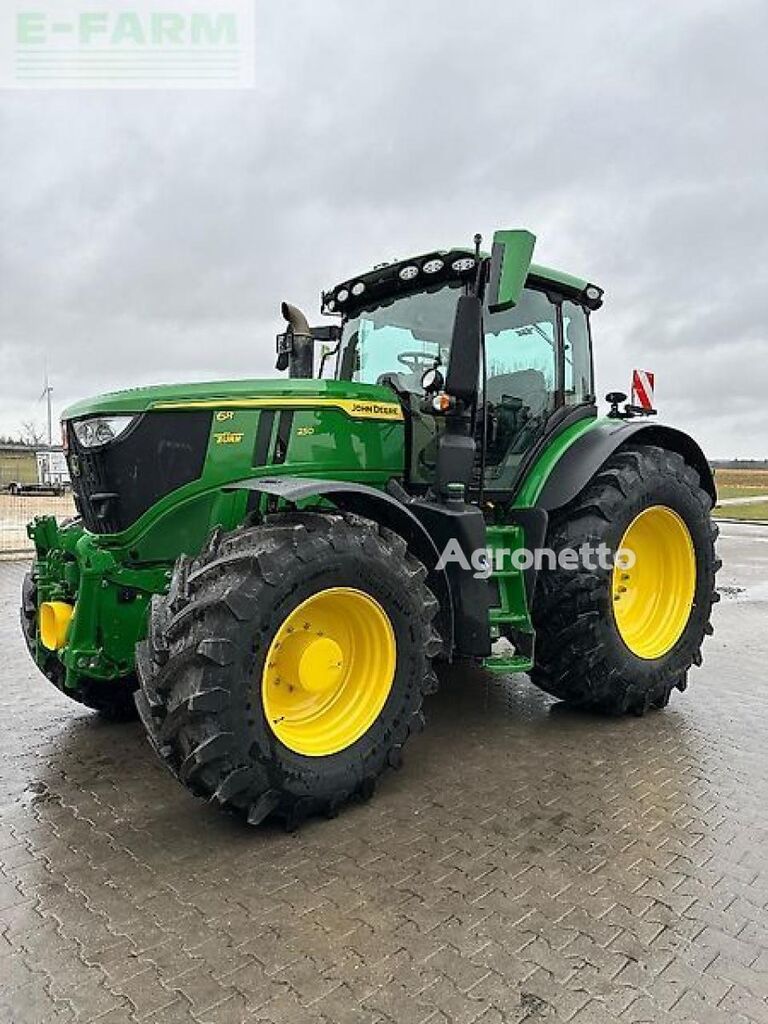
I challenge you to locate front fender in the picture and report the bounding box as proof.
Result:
[225,476,456,653]
[535,420,716,512]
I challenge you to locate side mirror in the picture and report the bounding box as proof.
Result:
[421,366,445,395]
[444,294,483,406]
[487,229,536,314]
[275,333,292,372]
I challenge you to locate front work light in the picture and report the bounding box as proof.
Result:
[72,415,136,448]
[452,257,476,273]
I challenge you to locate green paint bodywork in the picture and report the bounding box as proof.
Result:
[29,403,603,690]
[63,377,401,420]
[528,263,592,295]
[27,234,607,695]
[30,517,167,684]
[31,378,406,692]
[512,416,607,508]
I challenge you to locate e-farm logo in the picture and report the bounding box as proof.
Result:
[0,1,255,89]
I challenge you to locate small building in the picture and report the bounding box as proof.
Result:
[0,443,70,489]
[0,444,38,489]
[36,447,70,487]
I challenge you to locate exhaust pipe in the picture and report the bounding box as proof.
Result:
[280,302,314,378]
[281,302,311,338]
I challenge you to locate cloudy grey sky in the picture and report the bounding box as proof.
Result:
[1,0,767,457]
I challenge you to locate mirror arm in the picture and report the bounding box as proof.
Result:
[318,342,341,380]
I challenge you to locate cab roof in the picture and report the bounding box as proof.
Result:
[323,248,602,317]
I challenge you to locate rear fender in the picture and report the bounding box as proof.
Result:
[535,421,716,512]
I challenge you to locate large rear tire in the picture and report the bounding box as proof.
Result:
[529,444,720,714]
[135,512,441,828]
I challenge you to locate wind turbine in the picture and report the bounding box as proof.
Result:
[40,366,53,447]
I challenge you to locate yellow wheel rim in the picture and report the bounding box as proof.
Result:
[612,505,696,660]
[261,587,396,757]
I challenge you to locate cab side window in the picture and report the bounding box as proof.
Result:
[562,301,594,406]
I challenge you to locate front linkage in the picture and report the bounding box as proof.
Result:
[23,515,169,718]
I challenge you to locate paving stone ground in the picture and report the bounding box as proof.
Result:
[1,522,767,1024]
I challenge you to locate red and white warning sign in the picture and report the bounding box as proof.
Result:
[632,369,655,411]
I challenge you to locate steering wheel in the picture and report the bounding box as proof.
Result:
[397,351,438,374]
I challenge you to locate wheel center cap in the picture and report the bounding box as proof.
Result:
[298,637,344,693]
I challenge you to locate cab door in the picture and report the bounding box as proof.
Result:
[479,288,595,496]
[480,286,559,494]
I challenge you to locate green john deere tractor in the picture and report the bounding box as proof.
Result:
[21,229,720,828]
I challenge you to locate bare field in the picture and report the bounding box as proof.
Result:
[0,492,76,554]
[715,467,768,499]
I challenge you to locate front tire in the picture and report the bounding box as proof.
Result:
[135,512,441,828]
[529,444,720,714]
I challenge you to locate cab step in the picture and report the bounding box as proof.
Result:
[483,523,535,675]
[483,652,533,674]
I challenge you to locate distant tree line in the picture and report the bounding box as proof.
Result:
[711,459,768,470]
[0,422,48,447]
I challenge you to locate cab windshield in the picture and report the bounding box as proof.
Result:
[336,282,464,392]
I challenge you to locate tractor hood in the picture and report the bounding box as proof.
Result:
[61,377,405,538]
[62,378,404,422]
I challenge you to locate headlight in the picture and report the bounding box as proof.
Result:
[72,415,135,448]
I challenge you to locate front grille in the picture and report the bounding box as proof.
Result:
[67,411,212,533]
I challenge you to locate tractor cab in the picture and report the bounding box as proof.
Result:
[315,234,603,499]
